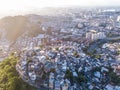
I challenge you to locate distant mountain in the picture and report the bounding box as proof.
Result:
[0,15,44,41]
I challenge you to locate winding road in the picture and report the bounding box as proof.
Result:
[87,36,120,54]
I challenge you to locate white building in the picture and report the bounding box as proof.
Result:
[117,16,120,22]
[54,81,60,90]
[49,73,54,89]
[116,16,120,29]
[86,30,106,41]
[62,83,69,90]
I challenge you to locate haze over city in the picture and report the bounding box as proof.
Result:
[0,0,120,90]
[0,0,120,17]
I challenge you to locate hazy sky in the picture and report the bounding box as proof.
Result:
[0,0,119,16]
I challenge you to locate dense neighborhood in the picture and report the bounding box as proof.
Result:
[0,7,120,90]
[15,8,120,90]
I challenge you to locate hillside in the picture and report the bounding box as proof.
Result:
[0,54,37,90]
[0,15,44,41]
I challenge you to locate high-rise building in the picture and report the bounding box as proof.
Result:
[116,16,120,28]
[86,30,106,41]
[117,16,120,22]
[49,73,54,89]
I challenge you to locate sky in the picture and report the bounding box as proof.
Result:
[0,0,119,17]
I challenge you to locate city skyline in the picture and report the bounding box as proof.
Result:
[0,0,120,15]
[0,1,120,90]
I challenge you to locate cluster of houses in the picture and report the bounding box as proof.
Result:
[102,42,120,76]
[14,8,120,90]
[16,40,120,90]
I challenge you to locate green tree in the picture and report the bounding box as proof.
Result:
[0,55,37,90]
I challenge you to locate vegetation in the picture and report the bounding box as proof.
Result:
[55,47,59,51]
[50,68,56,73]
[76,73,87,83]
[0,16,28,41]
[0,54,37,90]
[0,16,44,41]
[91,67,120,85]
[73,51,79,58]
[91,67,101,73]
[39,44,44,49]
[109,72,120,85]
[65,70,73,85]
[108,67,120,85]
[65,69,87,85]
[116,50,120,55]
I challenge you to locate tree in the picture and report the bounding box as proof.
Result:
[0,55,37,90]
[65,70,73,84]
[73,52,79,58]
[39,44,44,49]
[108,69,120,85]
[77,74,87,83]
[50,68,55,73]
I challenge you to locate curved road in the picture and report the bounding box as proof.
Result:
[87,36,120,54]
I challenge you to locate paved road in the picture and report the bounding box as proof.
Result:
[87,36,120,54]
[107,36,120,41]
